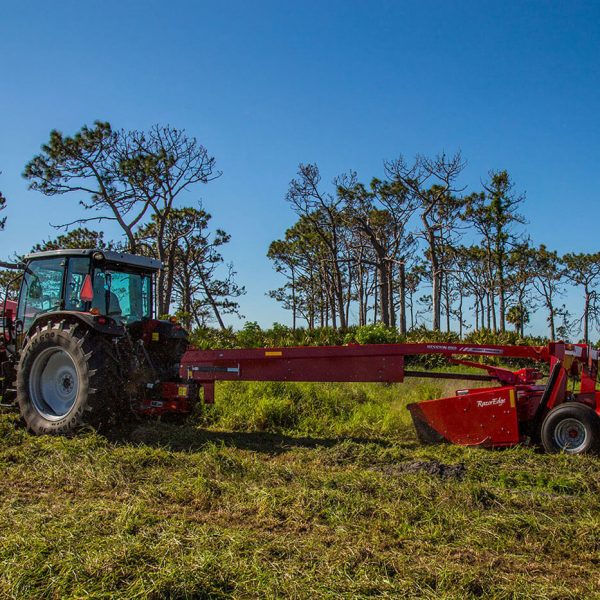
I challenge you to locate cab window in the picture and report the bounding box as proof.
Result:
[17,258,64,331]
[91,267,152,323]
[65,257,91,311]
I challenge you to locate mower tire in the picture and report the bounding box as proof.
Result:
[17,321,117,435]
[540,402,600,455]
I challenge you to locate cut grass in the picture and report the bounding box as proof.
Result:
[1,377,599,599]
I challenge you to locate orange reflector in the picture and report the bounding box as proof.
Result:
[265,351,282,357]
[80,274,94,302]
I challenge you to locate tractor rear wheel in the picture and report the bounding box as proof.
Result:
[17,321,117,435]
[540,403,600,454]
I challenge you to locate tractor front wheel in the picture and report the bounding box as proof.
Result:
[540,403,600,454]
[17,321,117,435]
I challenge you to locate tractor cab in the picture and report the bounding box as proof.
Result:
[16,249,162,335]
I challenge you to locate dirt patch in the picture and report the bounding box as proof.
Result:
[376,460,466,480]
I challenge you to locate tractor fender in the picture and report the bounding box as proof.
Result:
[25,311,124,340]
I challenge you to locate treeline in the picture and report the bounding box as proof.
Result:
[1,122,245,329]
[268,154,600,342]
[3,129,600,343]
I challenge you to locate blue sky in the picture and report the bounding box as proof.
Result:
[0,1,599,334]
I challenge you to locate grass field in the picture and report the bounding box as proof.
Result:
[1,377,599,599]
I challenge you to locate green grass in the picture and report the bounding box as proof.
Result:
[1,377,600,599]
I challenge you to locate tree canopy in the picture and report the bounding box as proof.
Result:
[268,155,600,343]
[5,126,600,341]
[20,122,241,330]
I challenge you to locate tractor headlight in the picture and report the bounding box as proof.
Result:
[92,251,105,262]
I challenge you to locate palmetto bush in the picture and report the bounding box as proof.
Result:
[190,323,548,371]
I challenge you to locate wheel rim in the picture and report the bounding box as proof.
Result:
[553,418,587,453]
[29,347,79,420]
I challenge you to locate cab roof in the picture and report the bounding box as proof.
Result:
[23,249,163,272]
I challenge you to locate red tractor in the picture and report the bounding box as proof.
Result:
[0,249,190,434]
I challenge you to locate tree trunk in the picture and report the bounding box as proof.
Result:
[480,297,485,329]
[546,295,555,341]
[331,272,344,329]
[157,269,166,315]
[424,225,441,330]
[291,266,297,331]
[387,265,395,328]
[198,270,226,330]
[163,247,176,315]
[583,288,590,343]
[432,265,441,331]
[497,251,506,332]
[358,264,365,327]
[329,283,337,329]
[498,282,506,332]
[345,263,352,327]
[443,274,451,332]
[378,262,390,326]
[398,262,407,335]
[458,294,464,338]
[373,274,379,324]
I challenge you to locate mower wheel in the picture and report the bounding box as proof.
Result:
[17,321,117,435]
[540,403,600,455]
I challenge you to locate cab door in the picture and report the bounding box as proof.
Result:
[17,257,66,334]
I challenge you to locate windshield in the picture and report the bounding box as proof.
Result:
[91,267,152,324]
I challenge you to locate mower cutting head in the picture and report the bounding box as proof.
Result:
[407,386,530,447]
